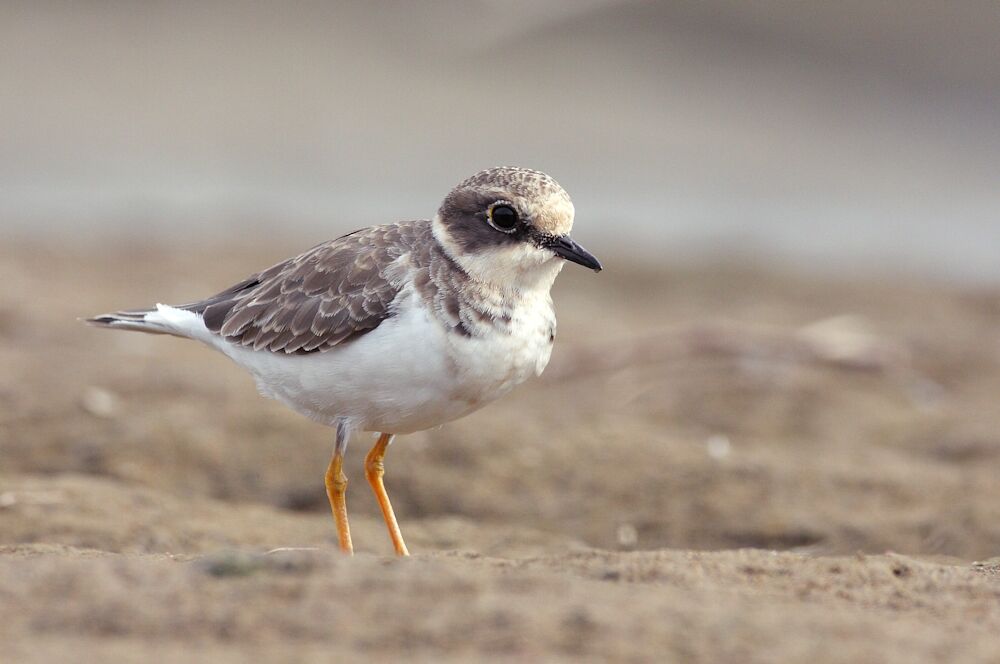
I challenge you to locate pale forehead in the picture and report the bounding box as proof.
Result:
[454,167,575,235]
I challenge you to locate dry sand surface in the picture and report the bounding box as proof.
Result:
[2,240,1000,662]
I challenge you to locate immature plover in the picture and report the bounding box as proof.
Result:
[88,167,602,555]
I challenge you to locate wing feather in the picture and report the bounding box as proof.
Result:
[182,222,428,354]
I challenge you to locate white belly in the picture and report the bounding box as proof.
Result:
[211,290,555,434]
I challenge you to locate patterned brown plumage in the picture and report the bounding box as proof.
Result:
[184,220,514,354]
[187,224,414,353]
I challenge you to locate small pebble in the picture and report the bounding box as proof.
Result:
[616,523,638,548]
[706,434,731,460]
[80,386,119,418]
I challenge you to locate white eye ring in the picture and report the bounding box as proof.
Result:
[487,201,519,233]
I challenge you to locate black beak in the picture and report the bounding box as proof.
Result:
[547,235,603,272]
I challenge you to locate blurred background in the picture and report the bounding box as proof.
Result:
[4,0,1000,280]
[4,0,1000,555]
[3,4,1000,659]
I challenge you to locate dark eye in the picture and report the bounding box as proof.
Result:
[488,204,519,232]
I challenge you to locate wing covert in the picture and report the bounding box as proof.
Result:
[188,223,425,354]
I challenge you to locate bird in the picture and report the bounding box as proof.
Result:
[88,167,602,556]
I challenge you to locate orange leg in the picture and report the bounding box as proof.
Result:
[365,433,410,556]
[325,449,353,554]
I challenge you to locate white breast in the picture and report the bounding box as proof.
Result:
[203,285,556,435]
[442,288,555,409]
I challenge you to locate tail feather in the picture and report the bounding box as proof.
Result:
[85,308,169,335]
[85,304,205,339]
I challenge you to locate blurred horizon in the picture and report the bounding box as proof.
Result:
[3,0,999,281]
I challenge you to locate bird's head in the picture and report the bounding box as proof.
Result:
[432,167,602,289]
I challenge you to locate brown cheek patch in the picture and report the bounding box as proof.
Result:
[447,215,520,254]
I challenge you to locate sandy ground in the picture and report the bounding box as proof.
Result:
[2,240,1000,662]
